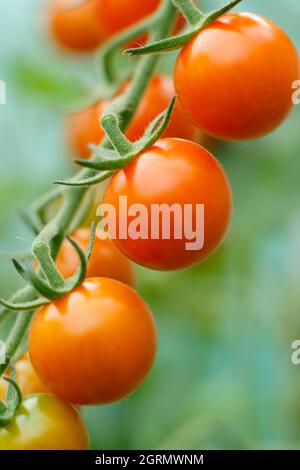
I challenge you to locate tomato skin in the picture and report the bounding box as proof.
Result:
[67,75,198,159]
[29,278,157,405]
[174,13,299,141]
[93,0,184,48]
[125,75,198,143]
[50,0,104,52]
[0,394,89,450]
[67,100,107,159]
[94,0,160,39]
[103,138,232,271]
[0,354,49,400]
[56,227,134,286]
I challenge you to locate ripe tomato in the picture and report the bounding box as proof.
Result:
[0,354,49,400]
[94,0,160,39]
[29,278,157,405]
[56,227,134,286]
[49,0,104,52]
[174,13,299,141]
[67,75,199,159]
[103,138,232,271]
[0,394,89,450]
[93,1,184,48]
[67,100,107,159]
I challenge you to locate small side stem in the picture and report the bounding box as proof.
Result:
[172,0,202,25]
[0,0,177,381]
[101,114,134,155]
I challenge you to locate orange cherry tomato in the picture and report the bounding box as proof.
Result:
[93,0,184,48]
[49,0,104,52]
[29,278,157,405]
[174,13,299,141]
[124,75,198,143]
[103,138,233,271]
[67,100,107,159]
[56,227,134,286]
[67,75,199,159]
[0,354,49,400]
[94,0,160,39]
[0,394,89,450]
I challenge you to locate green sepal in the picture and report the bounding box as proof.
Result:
[0,373,22,427]
[64,222,96,290]
[74,97,175,173]
[53,170,114,188]
[0,297,50,312]
[125,0,242,56]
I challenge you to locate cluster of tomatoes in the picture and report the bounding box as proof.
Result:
[0,0,298,450]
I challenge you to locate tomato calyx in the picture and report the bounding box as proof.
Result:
[0,368,22,427]
[55,98,175,187]
[0,225,96,312]
[125,0,242,57]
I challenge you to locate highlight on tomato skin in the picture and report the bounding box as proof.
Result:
[174,13,299,141]
[49,0,105,52]
[0,394,90,450]
[103,138,233,271]
[56,227,135,286]
[29,277,157,406]
[67,75,200,159]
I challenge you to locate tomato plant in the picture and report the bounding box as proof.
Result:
[174,13,299,141]
[0,394,89,450]
[67,74,199,159]
[0,354,49,399]
[103,138,233,271]
[50,0,104,52]
[2,0,298,450]
[56,227,134,286]
[29,278,157,405]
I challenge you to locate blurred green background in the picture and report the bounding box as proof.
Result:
[1,0,300,450]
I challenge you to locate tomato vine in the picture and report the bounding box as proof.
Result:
[0,0,244,424]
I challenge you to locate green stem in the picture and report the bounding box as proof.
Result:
[0,309,33,376]
[101,114,134,156]
[172,0,202,25]
[0,0,177,380]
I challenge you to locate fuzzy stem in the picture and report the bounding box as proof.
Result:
[0,0,177,380]
[172,0,202,25]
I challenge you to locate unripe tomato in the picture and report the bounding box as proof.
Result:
[67,75,199,159]
[174,13,299,141]
[29,278,157,405]
[49,0,104,52]
[0,354,49,400]
[0,394,89,450]
[103,138,232,271]
[56,227,134,286]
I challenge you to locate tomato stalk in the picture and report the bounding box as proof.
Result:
[0,0,177,396]
[0,370,22,427]
[54,0,178,185]
[172,0,202,25]
[73,98,175,172]
[125,0,243,56]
